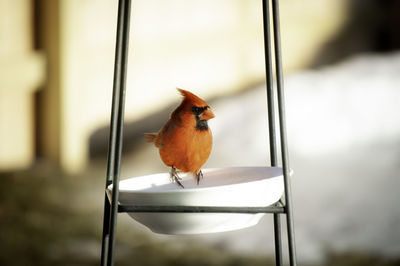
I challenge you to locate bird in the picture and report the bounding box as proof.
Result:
[144,88,215,188]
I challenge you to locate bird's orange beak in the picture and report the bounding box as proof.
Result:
[200,107,215,120]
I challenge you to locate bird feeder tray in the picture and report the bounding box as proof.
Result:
[106,166,287,234]
[102,0,298,264]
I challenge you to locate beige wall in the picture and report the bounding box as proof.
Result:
[0,0,45,170]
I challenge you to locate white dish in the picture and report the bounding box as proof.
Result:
[107,167,285,235]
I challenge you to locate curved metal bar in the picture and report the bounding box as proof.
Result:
[107,0,132,264]
[100,0,132,265]
[100,0,126,265]
[271,0,297,265]
[262,0,283,265]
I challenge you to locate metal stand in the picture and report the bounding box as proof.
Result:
[100,0,297,265]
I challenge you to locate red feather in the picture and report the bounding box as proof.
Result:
[144,88,215,186]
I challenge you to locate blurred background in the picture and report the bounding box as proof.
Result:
[1,0,400,265]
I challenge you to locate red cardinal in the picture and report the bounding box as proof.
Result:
[144,89,215,188]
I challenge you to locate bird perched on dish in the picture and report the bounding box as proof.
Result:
[144,89,215,188]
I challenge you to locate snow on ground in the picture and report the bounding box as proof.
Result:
[122,52,400,264]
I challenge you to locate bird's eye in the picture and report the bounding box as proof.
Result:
[192,106,204,115]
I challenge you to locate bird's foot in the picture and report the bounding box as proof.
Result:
[196,170,203,185]
[171,167,184,188]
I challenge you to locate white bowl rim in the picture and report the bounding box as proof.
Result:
[109,166,286,195]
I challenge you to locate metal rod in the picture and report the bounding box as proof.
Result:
[100,0,126,265]
[118,205,285,213]
[100,197,111,265]
[262,0,282,265]
[263,0,278,166]
[271,0,297,265]
[106,0,132,265]
[273,213,282,265]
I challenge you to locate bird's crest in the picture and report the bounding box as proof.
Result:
[178,88,208,107]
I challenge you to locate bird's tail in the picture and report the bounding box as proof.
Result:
[144,133,158,143]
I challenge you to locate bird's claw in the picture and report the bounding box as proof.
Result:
[171,167,184,188]
[196,170,203,185]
